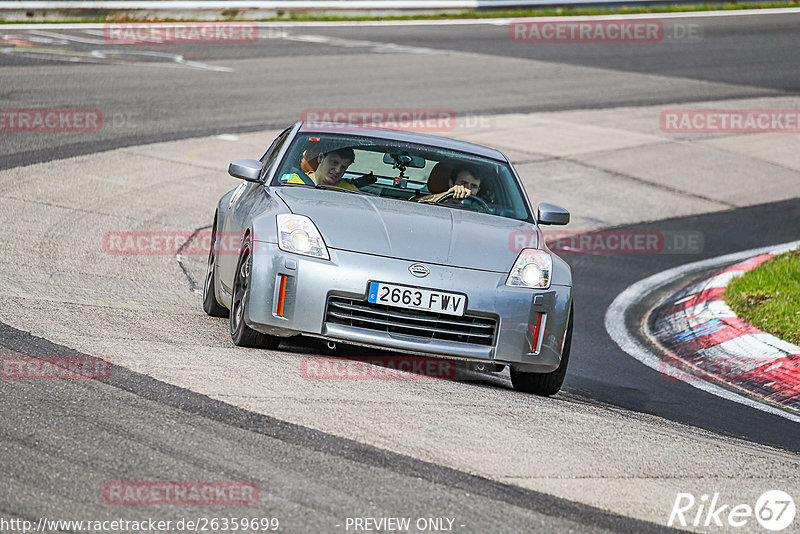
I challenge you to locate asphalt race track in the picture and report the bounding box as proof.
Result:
[1,12,799,533]
[3,13,800,168]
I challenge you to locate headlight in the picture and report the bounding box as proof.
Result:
[506,249,552,289]
[277,214,329,260]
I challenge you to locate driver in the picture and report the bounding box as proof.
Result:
[283,147,357,190]
[416,167,481,203]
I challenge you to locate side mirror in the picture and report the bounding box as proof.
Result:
[537,202,570,225]
[228,159,262,182]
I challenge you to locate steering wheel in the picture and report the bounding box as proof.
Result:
[435,191,491,213]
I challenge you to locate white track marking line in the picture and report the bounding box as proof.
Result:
[605,239,800,423]
[278,33,438,54]
[0,37,234,71]
[30,29,110,44]
[2,8,800,30]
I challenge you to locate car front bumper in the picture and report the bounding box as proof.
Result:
[242,242,572,373]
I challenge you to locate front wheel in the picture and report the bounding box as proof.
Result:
[510,303,573,396]
[230,237,280,349]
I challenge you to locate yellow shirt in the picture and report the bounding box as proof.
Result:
[281,171,357,190]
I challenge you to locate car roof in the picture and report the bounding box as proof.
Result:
[296,121,508,162]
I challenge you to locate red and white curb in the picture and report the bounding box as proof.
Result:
[606,240,800,423]
[651,254,800,412]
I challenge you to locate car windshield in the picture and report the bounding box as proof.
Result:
[271,133,532,222]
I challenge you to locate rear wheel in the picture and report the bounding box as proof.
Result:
[511,303,573,396]
[202,215,228,318]
[230,237,280,349]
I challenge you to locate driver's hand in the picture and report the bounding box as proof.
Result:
[448,185,471,199]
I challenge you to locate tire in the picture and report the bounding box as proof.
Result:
[202,215,229,318]
[229,236,280,349]
[510,303,573,396]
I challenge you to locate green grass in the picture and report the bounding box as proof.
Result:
[725,248,800,345]
[2,1,799,24]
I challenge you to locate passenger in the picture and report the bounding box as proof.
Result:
[283,147,357,190]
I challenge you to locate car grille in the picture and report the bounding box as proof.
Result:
[326,297,497,346]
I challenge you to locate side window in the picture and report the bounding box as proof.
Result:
[259,128,292,181]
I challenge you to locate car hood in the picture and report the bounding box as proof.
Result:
[275,187,539,272]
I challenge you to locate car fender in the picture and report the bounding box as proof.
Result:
[549,252,573,288]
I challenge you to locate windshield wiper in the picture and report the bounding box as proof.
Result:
[281,182,376,196]
[417,200,478,213]
[314,184,363,194]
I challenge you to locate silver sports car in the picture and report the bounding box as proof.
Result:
[203,122,573,395]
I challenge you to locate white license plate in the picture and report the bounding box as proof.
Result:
[367,282,466,316]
